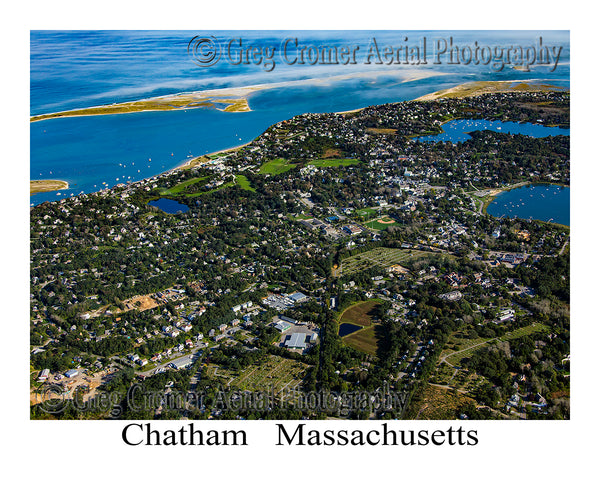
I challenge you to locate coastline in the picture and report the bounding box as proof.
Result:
[413,80,568,101]
[174,142,254,171]
[475,181,570,227]
[31,80,569,205]
[30,69,445,123]
[30,179,69,195]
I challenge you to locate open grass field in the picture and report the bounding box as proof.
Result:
[163,174,255,197]
[158,176,209,196]
[235,174,256,192]
[338,300,384,356]
[364,216,398,230]
[339,299,382,326]
[366,127,397,135]
[259,158,296,175]
[205,355,308,394]
[342,326,381,356]
[338,247,432,276]
[354,207,378,220]
[291,213,312,220]
[308,158,359,167]
[185,180,236,197]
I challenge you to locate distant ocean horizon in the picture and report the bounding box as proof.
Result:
[30,30,570,205]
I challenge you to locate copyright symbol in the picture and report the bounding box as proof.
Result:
[36,383,68,414]
[187,36,221,67]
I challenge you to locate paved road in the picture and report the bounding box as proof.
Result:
[559,237,570,255]
[438,339,492,365]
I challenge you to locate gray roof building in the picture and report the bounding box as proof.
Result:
[170,356,194,370]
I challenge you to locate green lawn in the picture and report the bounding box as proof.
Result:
[158,176,209,196]
[364,216,398,230]
[186,181,235,197]
[355,207,378,220]
[235,175,256,192]
[308,158,359,167]
[259,158,296,175]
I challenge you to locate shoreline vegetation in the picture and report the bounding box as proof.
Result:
[30,78,567,124]
[175,80,567,173]
[30,179,69,195]
[413,80,568,101]
[31,80,568,201]
[467,181,570,227]
[30,92,253,123]
[176,142,254,171]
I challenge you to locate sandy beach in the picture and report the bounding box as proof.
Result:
[30,179,69,195]
[414,80,567,101]
[30,69,446,123]
[175,141,254,171]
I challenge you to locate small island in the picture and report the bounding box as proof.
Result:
[30,179,69,195]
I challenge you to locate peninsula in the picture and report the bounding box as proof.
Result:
[414,80,567,101]
[30,92,251,122]
[30,179,69,195]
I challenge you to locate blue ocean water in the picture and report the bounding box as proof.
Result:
[415,119,570,143]
[486,184,570,226]
[30,30,570,205]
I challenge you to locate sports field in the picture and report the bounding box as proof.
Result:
[355,207,378,220]
[364,216,398,230]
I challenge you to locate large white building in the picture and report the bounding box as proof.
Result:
[284,332,318,351]
[170,356,194,370]
[273,319,294,333]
